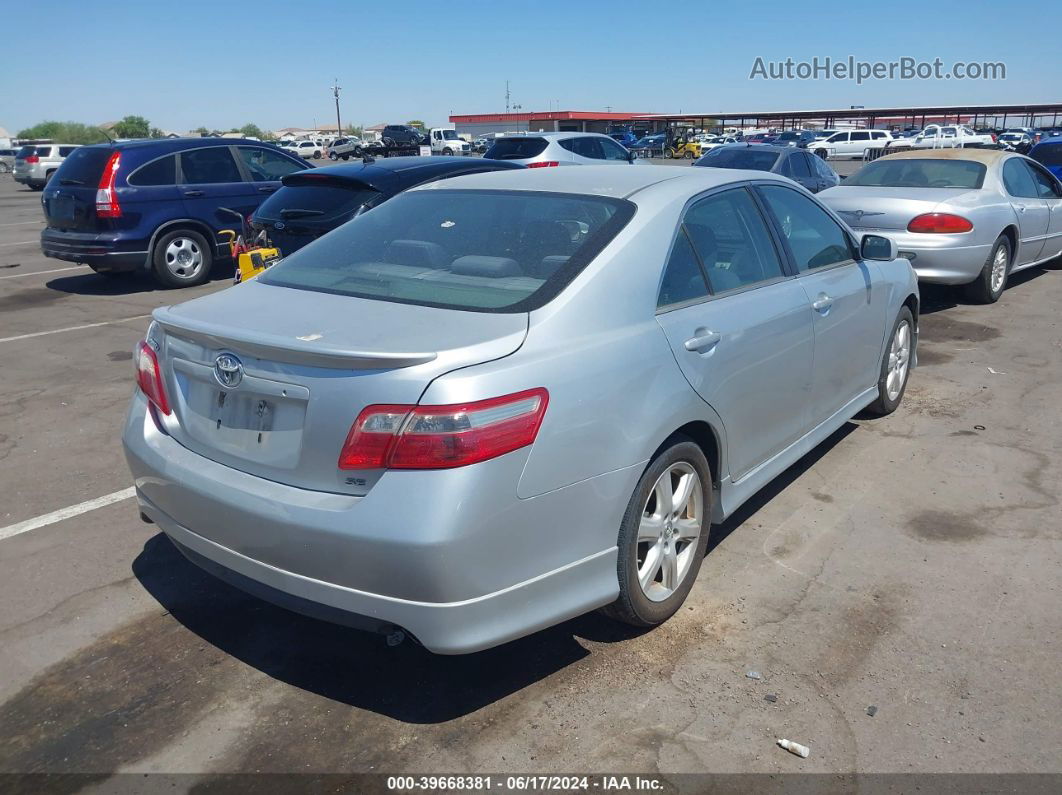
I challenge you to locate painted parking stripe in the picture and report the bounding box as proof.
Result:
[0,487,135,542]
[0,314,150,344]
[0,265,88,280]
[0,220,44,227]
[0,240,38,247]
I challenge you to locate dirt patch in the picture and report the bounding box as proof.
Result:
[107,351,133,362]
[0,610,243,777]
[810,492,835,504]
[905,510,988,543]
[916,346,954,366]
[0,288,67,312]
[919,315,1000,344]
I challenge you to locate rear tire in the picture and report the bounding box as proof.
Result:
[151,228,213,289]
[963,235,1011,304]
[602,436,712,628]
[865,306,914,417]
[815,148,828,159]
[329,151,339,160]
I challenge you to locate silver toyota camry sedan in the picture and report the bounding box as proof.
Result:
[819,149,1062,303]
[123,166,919,654]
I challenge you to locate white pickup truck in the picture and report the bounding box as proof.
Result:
[429,128,472,156]
[888,124,996,151]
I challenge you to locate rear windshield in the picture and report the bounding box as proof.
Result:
[259,189,635,312]
[1033,144,1062,167]
[696,147,781,171]
[255,179,380,223]
[53,147,115,185]
[846,158,987,189]
[484,137,548,160]
[16,146,35,158]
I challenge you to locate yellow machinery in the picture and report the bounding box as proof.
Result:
[219,209,283,285]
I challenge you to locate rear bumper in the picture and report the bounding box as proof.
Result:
[122,392,629,654]
[41,229,148,270]
[852,229,992,285]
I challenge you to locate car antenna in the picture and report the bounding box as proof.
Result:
[99,127,115,142]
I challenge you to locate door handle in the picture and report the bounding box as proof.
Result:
[812,294,833,312]
[1018,205,1026,213]
[684,329,721,352]
[257,186,277,193]
[183,190,204,197]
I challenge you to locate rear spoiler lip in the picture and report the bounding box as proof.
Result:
[151,307,437,370]
[280,172,385,192]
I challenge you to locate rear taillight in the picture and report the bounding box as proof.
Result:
[907,213,973,234]
[338,388,549,470]
[990,134,997,143]
[135,340,171,415]
[96,151,122,218]
[527,161,560,168]
[24,155,39,164]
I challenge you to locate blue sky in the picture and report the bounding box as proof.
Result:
[1,0,1056,134]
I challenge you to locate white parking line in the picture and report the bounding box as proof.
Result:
[0,314,151,344]
[0,220,43,227]
[0,487,136,542]
[0,240,38,247]
[0,265,88,280]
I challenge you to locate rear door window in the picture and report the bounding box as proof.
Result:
[684,188,786,293]
[1024,160,1062,199]
[128,154,177,186]
[657,232,709,308]
[1002,158,1039,198]
[236,146,305,181]
[789,153,812,179]
[180,147,243,184]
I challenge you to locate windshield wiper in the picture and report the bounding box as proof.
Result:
[58,178,86,186]
[279,208,325,218]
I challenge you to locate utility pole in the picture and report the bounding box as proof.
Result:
[505,81,510,114]
[332,79,342,135]
[512,104,522,132]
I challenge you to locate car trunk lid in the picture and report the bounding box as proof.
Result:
[822,186,978,230]
[149,280,527,495]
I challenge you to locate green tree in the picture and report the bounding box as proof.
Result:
[405,120,426,131]
[345,124,363,138]
[16,121,109,145]
[112,115,151,138]
[239,123,264,139]
[149,127,166,139]
[192,126,210,136]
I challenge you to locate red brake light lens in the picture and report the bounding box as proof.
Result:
[135,340,171,415]
[24,155,39,164]
[96,151,122,218]
[339,388,549,470]
[526,161,560,168]
[907,213,973,234]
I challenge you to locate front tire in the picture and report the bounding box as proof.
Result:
[151,229,213,289]
[328,151,339,160]
[603,437,712,627]
[815,148,828,160]
[963,235,1011,304]
[865,306,914,416]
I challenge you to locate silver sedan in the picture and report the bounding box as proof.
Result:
[123,166,918,654]
[819,149,1062,303]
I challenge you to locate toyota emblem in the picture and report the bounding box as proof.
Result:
[213,353,243,388]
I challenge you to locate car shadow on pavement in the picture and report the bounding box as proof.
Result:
[45,264,233,296]
[919,265,1052,315]
[705,421,859,556]
[132,533,648,724]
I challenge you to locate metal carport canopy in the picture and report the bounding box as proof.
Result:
[633,102,1062,126]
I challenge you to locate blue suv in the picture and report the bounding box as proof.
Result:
[40,138,308,287]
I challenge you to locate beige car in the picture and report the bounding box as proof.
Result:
[13,143,79,190]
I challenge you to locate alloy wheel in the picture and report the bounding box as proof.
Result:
[636,463,702,602]
[989,244,1008,295]
[886,319,912,401]
[164,236,204,281]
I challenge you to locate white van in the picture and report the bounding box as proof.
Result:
[811,129,893,159]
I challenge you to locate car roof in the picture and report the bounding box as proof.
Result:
[413,163,791,200]
[879,148,1009,165]
[1031,139,1062,149]
[281,156,524,192]
[79,137,273,153]
[504,132,615,141]
[714,143,791,154]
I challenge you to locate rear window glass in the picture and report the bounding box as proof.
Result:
[128,155,176,186]
[1033,144,1062,167]
[16,146,35,158]
[484,137,548,160]
[846,158,987,189]
[255,179,380,223]
[260,189,635,312]
[53,147,115,184]
[696,147,781,171]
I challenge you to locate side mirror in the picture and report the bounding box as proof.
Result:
[861,234,897,262]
